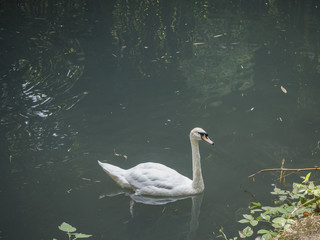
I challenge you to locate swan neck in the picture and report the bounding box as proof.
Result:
[191,139,204,192]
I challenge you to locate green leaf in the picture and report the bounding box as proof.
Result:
[313,189,320,197]
[271,187,286,195]
[261,206,276,212]
[300,197,307,204]
[73,233,92,238]
[250,209,262,214]
[58,222,76,233]
[262,233,272,239]
[279,195,287,201]
[238,219,249,224]
[277,207,289,215]
[284,223,292,231]
[302,173,311,183]
[242,214,254,221]
[272,217,286,225]
[260,213,271,221]
[272,223,282,229]
[257,229,270,234]
[308,182,315,190]
[285,206,295,214]
[250,202,261,209]
[250,219,258,226]
[239,226,253,238]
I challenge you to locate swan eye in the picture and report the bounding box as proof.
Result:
[199,132,208,137]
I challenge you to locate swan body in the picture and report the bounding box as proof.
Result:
[98,127,214,196]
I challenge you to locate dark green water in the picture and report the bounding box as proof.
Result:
[1,1,319,239]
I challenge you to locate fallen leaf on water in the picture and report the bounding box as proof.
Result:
[81,177,91,181]
[280,86,287,94]
[193,42,205,46]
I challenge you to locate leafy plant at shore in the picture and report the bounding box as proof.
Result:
[217,173,320,240]
[53,222,92,240]
[237,173,320,239]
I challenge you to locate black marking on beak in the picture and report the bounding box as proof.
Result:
[200,132,214,145]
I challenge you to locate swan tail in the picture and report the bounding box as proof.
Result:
[97,161,131,188]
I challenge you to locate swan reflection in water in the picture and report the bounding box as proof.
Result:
[99,191,203,239]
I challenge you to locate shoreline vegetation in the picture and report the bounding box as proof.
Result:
[250,164,320,240]
[218,160,320,240]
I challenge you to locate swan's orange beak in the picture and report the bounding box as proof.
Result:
[201,135,214,145]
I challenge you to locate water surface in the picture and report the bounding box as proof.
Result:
[1,1,319,239]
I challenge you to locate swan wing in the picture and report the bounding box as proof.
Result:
[125,162,193,196]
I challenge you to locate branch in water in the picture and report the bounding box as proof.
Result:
[249,167,320,179]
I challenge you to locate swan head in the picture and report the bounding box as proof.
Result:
[190,127,214,145]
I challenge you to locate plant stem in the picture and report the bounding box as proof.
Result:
[287,197,317,219]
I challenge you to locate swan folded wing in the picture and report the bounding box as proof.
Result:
[97,161,131,188]
[125,162,193,196]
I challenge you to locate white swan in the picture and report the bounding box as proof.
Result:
[98,127,214,196]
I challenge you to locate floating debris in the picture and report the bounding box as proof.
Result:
[281,86,287,94]
[162,207,167,213]
[213,34,224,38]
[81,177,91,181]
[193,42,205,46]
[114,149,128,160]
[174,90,180,95]
[277,117,283,122]
[81,177,101,183]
